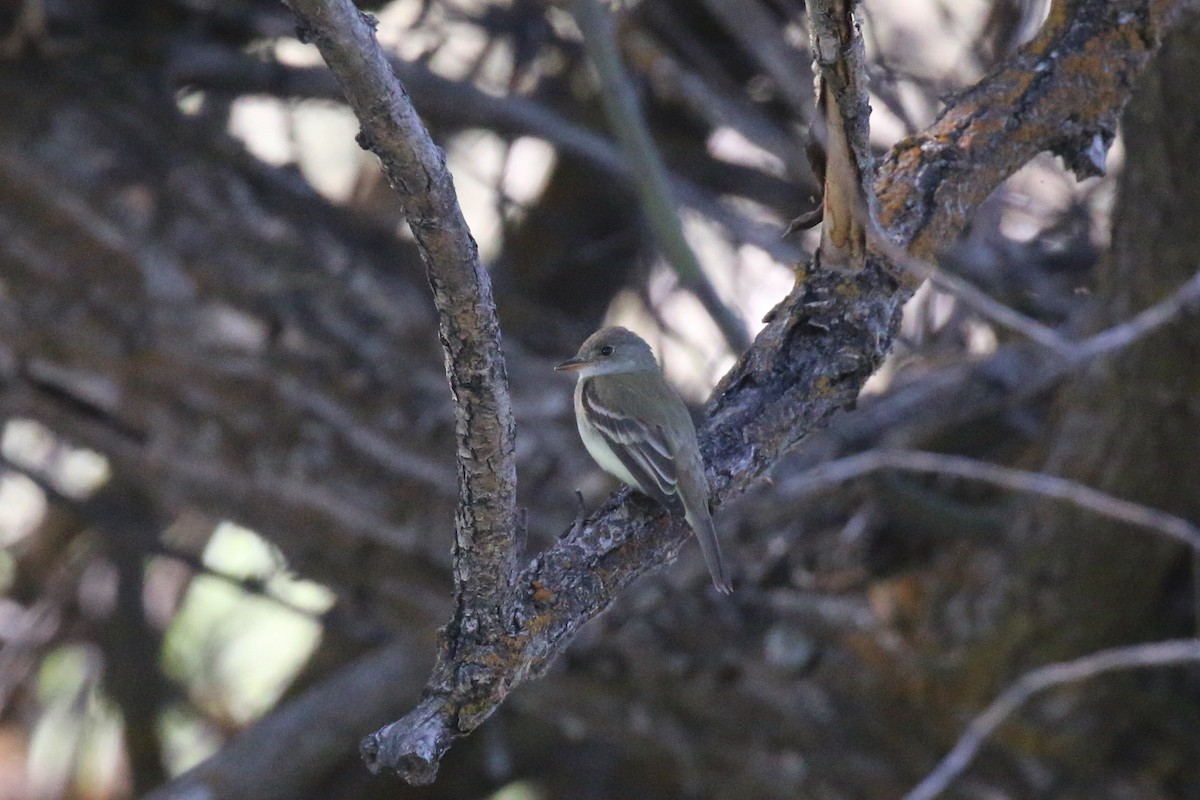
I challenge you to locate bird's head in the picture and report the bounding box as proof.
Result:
[555,326,659,378]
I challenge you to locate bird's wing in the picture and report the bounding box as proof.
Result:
[580,379,684,516]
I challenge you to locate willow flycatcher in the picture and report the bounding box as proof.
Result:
[556,327,732,593]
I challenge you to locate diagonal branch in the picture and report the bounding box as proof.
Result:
[865,225,1077,354]
[167,41,806,266]
[1070,268,1200,361]
[903,639,1200,800]
[144,641,426,800]
[571,0,749,352]
[784,449,1200,551]
[876,0,1177,257]
[789,446,1200,635]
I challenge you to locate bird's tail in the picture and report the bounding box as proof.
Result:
[687,506,732,594]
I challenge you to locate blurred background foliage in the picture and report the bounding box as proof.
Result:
[1,0,1198,798]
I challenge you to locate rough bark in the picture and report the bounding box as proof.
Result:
[877,0,1177,257]
[286,0,521,633]
[0,0,1188,797]
[343,0,1174,783]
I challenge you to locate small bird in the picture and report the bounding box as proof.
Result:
[556,327,732,593]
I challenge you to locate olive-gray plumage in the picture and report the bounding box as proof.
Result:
[556,327,732,593]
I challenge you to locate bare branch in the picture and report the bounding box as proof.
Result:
[806,0,1076,353]
[783,449,1200,551]
[1071,268,1200,361]
[274,376,457,490]
[571,0,749,353]
[282,0,1177,784]
[284,0,519,618]
[876,0,1172,257]
[870,223,1200,360]
[282,0,523,781]
[903,639,1200,800]
[819,0,1189,356]
[865,226,1077,355]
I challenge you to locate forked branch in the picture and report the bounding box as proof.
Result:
[286,0,1176,785]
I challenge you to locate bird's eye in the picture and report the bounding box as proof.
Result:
[599,345,614,356]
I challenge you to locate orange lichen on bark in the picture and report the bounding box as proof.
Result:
[530,581,554,604]
[874,1,1167,261]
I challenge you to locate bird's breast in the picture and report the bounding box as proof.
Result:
[575,380,640,488]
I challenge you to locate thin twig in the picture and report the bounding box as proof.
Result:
[791,448,1200,636]
[864,210,1076,356]
[785,449,1200,551]
[622,29,814,182]
[903,639,1200,800]
[275,377,456,490]
[571,0,750,353]
[1069,269,1200,362]
[868,218,1200,360]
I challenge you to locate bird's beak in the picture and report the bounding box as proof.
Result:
[555,357,587,371]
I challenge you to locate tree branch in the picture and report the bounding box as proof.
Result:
[805,0,873,270]
[866,227,1076,354]
[571,0,749,353]
[903,639,1200,800]
[282,0,522,778]
[285,0,1178,784]
[145,641,425,800]
[1070,268,1200,361]
[784,449,1200,551]
[876,0,1173,257]
[285,0,519,621]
